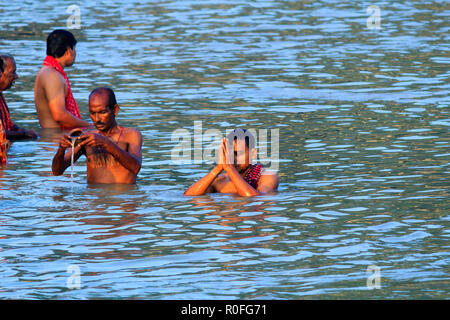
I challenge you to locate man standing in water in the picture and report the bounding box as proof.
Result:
[52,87,142,184]
[184,129,279,197]
[34,29,91,129]
[0,54,38,140]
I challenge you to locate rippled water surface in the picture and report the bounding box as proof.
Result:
[0,0,449,299]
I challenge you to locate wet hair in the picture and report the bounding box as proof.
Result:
[46,30,77,58]
[0,57,3,74]
[226,128,256,149]
[89,87,117,110]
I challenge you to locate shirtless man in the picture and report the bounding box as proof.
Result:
[184,129,279,197]
[0,54,38,140]
[52,87,142,184]
[34,29,91,129]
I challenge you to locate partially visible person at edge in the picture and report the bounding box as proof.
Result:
[0,54,38,140]
[0,53,7,164]
[0,114,9,165]
[184,129,279,197]
[34,29,91,130]
[52,87,142,184]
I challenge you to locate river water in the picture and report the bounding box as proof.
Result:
[0,0,448,299]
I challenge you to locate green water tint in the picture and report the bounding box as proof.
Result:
[0,0,448,299]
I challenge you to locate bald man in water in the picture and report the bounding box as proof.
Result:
[52,87,142,184]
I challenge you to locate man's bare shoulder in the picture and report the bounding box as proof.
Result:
[261,169,279,178]
[121,127,142,141]
[121,127,141,135]
[258,169,279,192]
[37,66,65,84]
[37,65,60,77]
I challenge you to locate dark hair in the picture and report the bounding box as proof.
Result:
[89,87,117,110]
[46,30,77,58]
[226,128,256,149]
[0,54,14,74]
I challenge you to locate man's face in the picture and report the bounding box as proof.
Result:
[0,58,18,91]
[65,46,76,67]
[89,94,116,132]
[232,139,252,173]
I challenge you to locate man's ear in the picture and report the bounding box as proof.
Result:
[113,104,120,115]
[63,48,71,59]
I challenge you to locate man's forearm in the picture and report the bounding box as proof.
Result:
[6,125,37,140]
[6,129,27,140]
[52,146,68,175]
[184,166,221,196]
[226,166,259,197]
[55,111,91,129]
[105,142,141,175]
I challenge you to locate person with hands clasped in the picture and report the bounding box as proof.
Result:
[184,129,279,197]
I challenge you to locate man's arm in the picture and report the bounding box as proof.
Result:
[226,167,279,197]
[6,124,38,140]
[224,165,260,197]
[43,70,91,129]
[184,165,222,196]
[78,129,142,175]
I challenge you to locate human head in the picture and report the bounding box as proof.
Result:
[88,87,119,131]
[226,128,257,173]
[46,29,77,66]
[0,54,18,91]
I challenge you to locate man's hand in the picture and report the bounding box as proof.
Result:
[77,132,110,149]
[220,137,234,173]
[58,134,73,149]
[217,138,226,171]
[53,132,85,176]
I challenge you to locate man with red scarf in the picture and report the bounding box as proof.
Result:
[0,54,38,140]
[34,29,91,130]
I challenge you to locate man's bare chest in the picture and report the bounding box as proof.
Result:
[85,142,127,168]
[214,175,238,194]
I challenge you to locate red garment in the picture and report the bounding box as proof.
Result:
[0,119,7,165]
[43,56,81,129]
[0,93,14,131]
[244,164,263,189]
